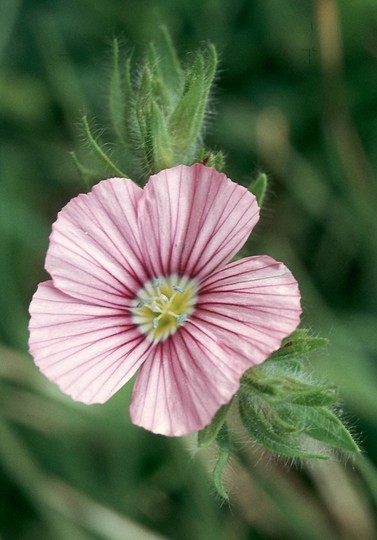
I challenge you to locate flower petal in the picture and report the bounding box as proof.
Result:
[195,255,302,362]
[46,178,147,306]
[138,164,259,280]
[129,324,252,436]
[29,281,152,403]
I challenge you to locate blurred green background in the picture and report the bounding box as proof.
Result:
[1,0,377,538]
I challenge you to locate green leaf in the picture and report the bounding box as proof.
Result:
[282,405,360,453]
[241,370,337,407]
[74,37,219,184]
[212,424,231,500]
[69,152,101,188]
[123,57,145,175]
[123,57,135,137]
[198,402,231,448]
[249,172,267,207]
[124,57,134,104]
[269,329,329,361]
[282,387,337,407]
[135,66,152,142]
[156,26,184,101]
[150,101,173,171]
[168,45,217,161]
[168,54,204,154]
[81,116,128,177]
[146,43,170,110]
[239,395,328,459]
[109,38,126,144]
[239,357,359,457]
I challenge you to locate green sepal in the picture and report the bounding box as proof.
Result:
[198,402,231,448]
[168,45,217,162]
[239,394,327,459]
[168,54,205,157]
[122,57,144,176]
[123,57,135,137]
[152,27,184,104]
[269,329,329,361]
[237,327,360,458]
[280,405,359,453]
[249,172,267,207]
[212,423,231,501]
[135,65,153,164]
[146,44,171,110]
[241,369,337,408]
[150,101,173,172]
[109,38,126,144]
[75,31,218,185]
[123,57,134,103]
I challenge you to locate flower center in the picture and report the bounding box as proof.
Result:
[131,275,198,342]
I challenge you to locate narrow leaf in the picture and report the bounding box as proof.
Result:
[69,152,101,188]
[168,45,217,160]
[135,67,154,170]
[241,370,337,407]
[150,101,173,171]
[269,329,328,361]
[135,66,152,141]
[283,406,360,453]
[124,57,134,103]
[239,396,328,459]
[82,116,128,177]
[249,172,267,207]
[198,402,231,448]
[147,41,158,67]
[213,424,231,500]
[109,38,126,143]
[157,26,184,98]
[123,57,145,174]
[168,54,205,154]
[283,388,337,407]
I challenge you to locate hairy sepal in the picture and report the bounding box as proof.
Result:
[77,30,219,185]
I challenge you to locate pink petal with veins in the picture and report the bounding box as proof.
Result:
[130,323,250,436]
[46,178,147,306]
[196,255,302,363]
[29,281,152,403]
[138,164,259,280]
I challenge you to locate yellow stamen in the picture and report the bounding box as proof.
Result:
[132,275,198,342]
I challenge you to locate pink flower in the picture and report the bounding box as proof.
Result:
[29,164,301,436]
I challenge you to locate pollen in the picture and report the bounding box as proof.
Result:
[131,275,198,342]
